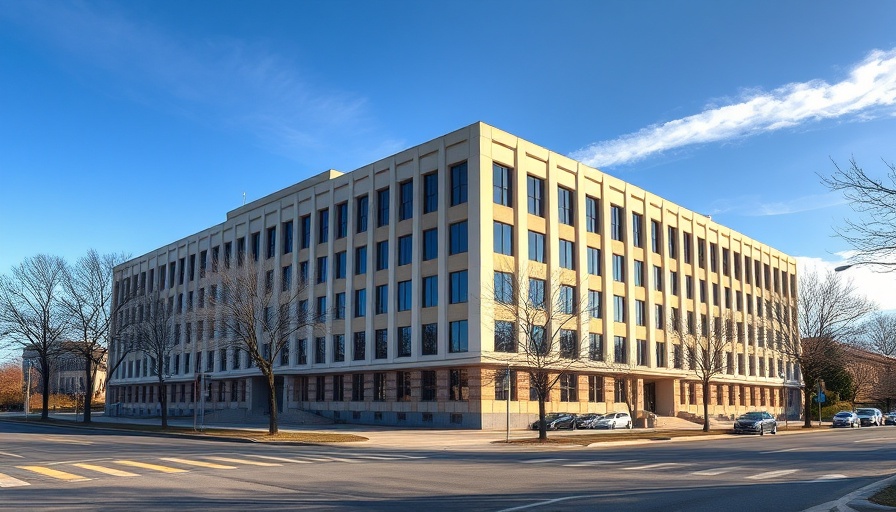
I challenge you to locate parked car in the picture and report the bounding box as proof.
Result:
[575,413,604,429]
[856,408,884,427]
[885,412,896,426]
[733,411,777,435]
[531,413,577,431]
[593,412,633,430]
[831,411,860,428]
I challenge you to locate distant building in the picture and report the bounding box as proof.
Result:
[841,344,896,411]
[22,344,106,397]
[107,122,799,428]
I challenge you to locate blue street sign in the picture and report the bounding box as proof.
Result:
[815,392,826,403]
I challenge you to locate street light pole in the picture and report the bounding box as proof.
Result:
[505,362,510,443]
[780,372,788,430]
[24,361,32,420]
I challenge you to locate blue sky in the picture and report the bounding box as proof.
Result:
[1,1,895,309]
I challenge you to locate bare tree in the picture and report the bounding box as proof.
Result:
[821,158,896,269]
[60,250,130,423]
[668,311,735,431]
[0,255,69,420]
[205,259,316,435]
[857,312,896,356]
[132,292,177,428]
[775,269,875,426]
[488,265,588,441]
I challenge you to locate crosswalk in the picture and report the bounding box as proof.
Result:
[525,457,848,483]
[0,452,426,488]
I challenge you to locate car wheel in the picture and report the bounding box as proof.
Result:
[610,422,616,430]
[771,425,777,435]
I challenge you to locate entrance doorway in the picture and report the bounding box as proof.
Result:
[644,382,657,413]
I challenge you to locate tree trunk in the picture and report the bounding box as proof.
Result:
[267,373,278,435]
[802,387,813,428]
[83,358,94,423]
[538,396,547,441]
[702,380,710,432]
[159,380,168,429]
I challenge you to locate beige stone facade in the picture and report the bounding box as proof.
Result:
[107,122,800,428]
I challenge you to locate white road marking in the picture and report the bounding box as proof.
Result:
[624,463,688,471]
[72,463,140,477]
[521,458,567,464]
[203,456,281,467]
[813,474,847,481]
[691,466,742,476]
[0,452,24,459]
[746,469,798,480]
[563,459,637,467]
[0,473,30,487]
[245,455,313,464]
[759,448,799,454]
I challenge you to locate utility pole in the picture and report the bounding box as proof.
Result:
[505,363,510,443]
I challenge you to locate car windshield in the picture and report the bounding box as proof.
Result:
[834,412,853,417]
[739,412,765,420]
[857,409,876,415]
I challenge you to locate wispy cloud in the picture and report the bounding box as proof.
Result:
[708,192,848,217]
[1,2,369,158]
[571,48,896,168]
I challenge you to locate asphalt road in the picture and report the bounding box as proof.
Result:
[1,420,894,511]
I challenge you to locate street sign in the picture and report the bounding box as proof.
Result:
[815,392,826,403]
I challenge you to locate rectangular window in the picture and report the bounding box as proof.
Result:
[333,334,345,362]
[637,339,648,366]
[316,295,327,322]
[559,285,576,314]
[396,371,412,401]
[297,339,307,365]
[613,254,625,282]
[353,332,366,361]
[450,270,468,304]
[589,290,602,319]
[653,265,663,291]
[375,284,388,315]
[635,299,646,326]
[377,188,390,227]
[449,320,468,353]
[634,260,644,287]
[588,375,604,402]
[450,161,468,206]
[375,329,388,359]
[670,227,680,259]
[281,265,292,292]
[421,370,437,401]
[560,329,578,358]
[528,278,545,309]
[423,172,438,214]
[710,242,718,272]
[422,228,438,260]
[399,180,413,221]
[494,272,514,303]
[722,247,730,276]
[493,163,512,206]
[528,231,546,263]
[559,239,575,270]
[315,337,326,364]
[610,205,624,241]
[632,212,643,247]
[494,320,516,352]
[336,202,348,239]
[355,246,367,275]
[698,237,706,269]
[334,251,346,279]
[373,372,386,401]
[354,288,366,317]
[586,196,599,234]
[614,336,627,363]
[316,256,328,283]
[449,221,468,255]
[318,210,329,244]
[376,240,389,270]
[614,295,625,322]
[398,235,413,265]
[280,221,293,255]
[356,195,368,233]
[494,221,513,255]
[560,373,578,402]
[527,176,545,216]
[655,341,666,367]
[397,280,412,311]
[558,186,573,225]
[651,220,661,254]
[495,369,518,401]
[586,247,601,276]
[448,369,469,401]
[397,326,411,357]
[422,275,438,308]
[589,333,604,361]
[655,304,664,329]
[422,323,438,355]
[332,375,344,401]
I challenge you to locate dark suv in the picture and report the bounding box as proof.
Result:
[733,411,777,435]
[531,413,577,430]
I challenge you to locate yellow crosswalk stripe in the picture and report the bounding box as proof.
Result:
[160,458,237,469]
[0,473,31,487]
[113,460,188,473]
[72,463,139,477]
[203,456,281,467]
[17,466,91,482]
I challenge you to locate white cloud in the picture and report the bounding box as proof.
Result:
[708,192,848,217]
[571,49,896,168]
[796,253,896,311]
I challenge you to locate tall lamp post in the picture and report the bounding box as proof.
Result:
[504,362,511,443]
[780,372,788,430]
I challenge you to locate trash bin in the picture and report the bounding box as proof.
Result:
[647,413,657,428]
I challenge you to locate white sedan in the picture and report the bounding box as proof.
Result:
[593,412,633,429]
